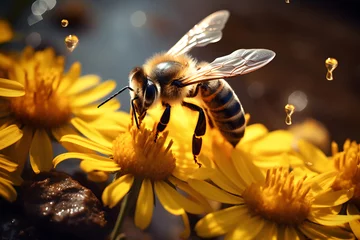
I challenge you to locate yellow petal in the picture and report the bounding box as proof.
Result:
[225,215,265,240]
[71,80,116,107]
[70,118,113,149]
[135,179,154,230]
[169,176,213,213]
[0,180,17,202]
[60,134,112,155]
[180,212,191,239]
[52,125,94,154]
[297,140,335,173]
[284,226,305,240]
[195,205,248,238]
[188,179,243,204]
[5,126,33,173]
[0,124,23,150]
[73,99,121,122]
[347,204,360,239]
[250,130,294,155]
[57,62,81,93]
[0,78,25,97]
[29,129,53,173]
[80,159,120,172]
[53,152,112,167]
[0,20,13,44]
[312,188,353,208]
[231,149,265,185]
[305,171,337,193]
[300,221,355,240]
[239,123,268,145]
[256,221,277,240]
[0,53,13,69]
[308,211,360,226]
[154,180,205,214]
[86,171,109,183]
[0,155,17,172]
[67,74,101,95]
[102,174,134,208]
[212,142,247,191]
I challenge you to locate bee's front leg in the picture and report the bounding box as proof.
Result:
[182,101,206,168]
[155,103,171,142]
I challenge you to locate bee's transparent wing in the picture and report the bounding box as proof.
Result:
[167,10,229,56]
[180,49,276,86]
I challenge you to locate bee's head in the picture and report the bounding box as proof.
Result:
[129,67,159,122]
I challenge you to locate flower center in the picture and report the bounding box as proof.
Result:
[331,140,360,207]
[8,67,72,129]
[242,168,311,225]
[112,125,176,181]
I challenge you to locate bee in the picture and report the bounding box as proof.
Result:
[99,10,275,167]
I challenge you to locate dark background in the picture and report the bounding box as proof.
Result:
[1,0,360,239]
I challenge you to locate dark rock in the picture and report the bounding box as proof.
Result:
[22,171,107,240]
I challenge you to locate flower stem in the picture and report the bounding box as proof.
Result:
[110,178,142,240]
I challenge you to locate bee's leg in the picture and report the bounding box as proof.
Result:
[155,103,171,142]
[182,101,206,168]
[131,97,140,129]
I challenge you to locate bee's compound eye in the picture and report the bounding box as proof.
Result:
[144,82,157,107]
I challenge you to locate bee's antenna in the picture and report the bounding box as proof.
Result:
[97,86,134,108]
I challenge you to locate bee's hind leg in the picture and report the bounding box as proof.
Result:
[182,101,206,168]
[155,103,171,142]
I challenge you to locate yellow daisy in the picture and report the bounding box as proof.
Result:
[0,19,13,44]
[53,117,212,238]
[298,139,360,238]
[0,46,120,173]
[189,139,359,239]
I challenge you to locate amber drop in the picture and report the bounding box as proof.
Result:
[61,19,69,27]
[64,35,79,52]
[285,104,295,125]
[325,57,338,81]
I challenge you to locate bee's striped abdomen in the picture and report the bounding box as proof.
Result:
[200,79,245,147]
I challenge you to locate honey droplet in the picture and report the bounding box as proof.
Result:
[325,57,338,81]
[64,35,79,52]
[285,104,295,125]
[61,19,69,27]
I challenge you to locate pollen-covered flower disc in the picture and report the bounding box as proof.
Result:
[298,139,360,239]
[189,139,359,240]
[0,47,120,173]
[53,122,212,238]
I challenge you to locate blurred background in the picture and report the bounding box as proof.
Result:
[1,0,360,239]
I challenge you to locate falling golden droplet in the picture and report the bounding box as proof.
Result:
[61,19,69,27]
[64,35,79,52]
[325,57,338,81]
[285,104,295,125]
[285,0,290,3]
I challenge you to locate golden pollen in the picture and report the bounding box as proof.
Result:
[9,67,72,129]
[112,125,176,181]
[331,140,360,207]
[242,168,312,225]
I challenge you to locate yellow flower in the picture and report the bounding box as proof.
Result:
[298,139,360,238]
[53,113,212,238]
[0,20,13,44]
[0,46,120,173]
[190,140,358,239]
